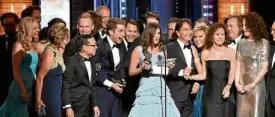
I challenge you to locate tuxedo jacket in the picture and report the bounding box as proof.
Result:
[94,29,107,41]
[166,41,197,102]
[0,34,16,105]
[62,54,98,113]
[95,37,126,86]
[63,35,79,65]
[268,42,275,106]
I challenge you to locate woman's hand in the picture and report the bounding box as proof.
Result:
[244,83,256,93]
[222,85,231,99]
[167,61,175,70]
[236,84,245,94]
[35,100,46,112]
[20,91,29,103]
[141,61,151,70]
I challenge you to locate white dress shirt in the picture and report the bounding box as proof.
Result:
[228,34,243,50]
[272,52,275,68]
[177,40,192,76]
[103,37,121,88]
[123,38,128,51]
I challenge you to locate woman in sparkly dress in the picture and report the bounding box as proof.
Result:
[235,12,269,117]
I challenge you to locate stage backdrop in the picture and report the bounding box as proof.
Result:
[40,0,70,29]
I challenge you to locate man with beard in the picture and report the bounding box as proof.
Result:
[0,12,19,106]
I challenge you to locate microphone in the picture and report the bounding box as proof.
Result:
[161,45,167,52]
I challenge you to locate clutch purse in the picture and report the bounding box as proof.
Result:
[37,106,46,117]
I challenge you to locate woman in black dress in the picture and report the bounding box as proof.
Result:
[190,23,236,117]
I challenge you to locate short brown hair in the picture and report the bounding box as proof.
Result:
[141,22,164,51]
[168,17,180,24]
[243,12,268,43]
[106,18,126,35]
[228,15,243,30]
[48,25,70,46]
[145,12,160,23]
[172,18,193,40]
[205,23,230,49]
[126,19,138,29]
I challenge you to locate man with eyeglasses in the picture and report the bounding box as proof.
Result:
[62,34,100,117]
[267,21,275,117]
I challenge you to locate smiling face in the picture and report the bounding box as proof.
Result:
[227,17,242,40]
[194,30,206,48]
[125,23,138,42]
[212,28,225,46]
[177,22,193,41]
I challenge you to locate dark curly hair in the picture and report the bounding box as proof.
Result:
[243,12,268,43]
[141,22,164,52]
[205,23,230,49]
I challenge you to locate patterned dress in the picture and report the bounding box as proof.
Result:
[128,46,180,117]
[236,39,269,117]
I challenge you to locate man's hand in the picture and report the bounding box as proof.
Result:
[111,83,123,93]
[94,106,100,117]
[66,108,74,117]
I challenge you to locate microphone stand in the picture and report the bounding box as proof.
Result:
[160,47,167,117]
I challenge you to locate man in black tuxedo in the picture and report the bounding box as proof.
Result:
[95,18,126,117]
[120,19,139,117]
[166,19,200,117]
[164,17,180,45]
[267,21,275,117]
[94,6,110,41]
[0,12,19,106]
[62,35,100,117]
[63,15,94,65]
[226,15,244,50]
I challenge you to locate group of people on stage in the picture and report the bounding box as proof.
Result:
[1,4,275,117]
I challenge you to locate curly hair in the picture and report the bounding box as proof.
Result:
[205,23,230,49]
[17,17,38,51]
[243,12,268,43]
[48,25,69,46]
[141,22,164,52]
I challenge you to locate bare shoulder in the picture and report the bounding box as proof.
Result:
[201,49,210,60]
[227,47,235,55]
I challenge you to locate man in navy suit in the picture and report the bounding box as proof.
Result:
[95,18,126,117]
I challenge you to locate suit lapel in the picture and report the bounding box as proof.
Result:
[175,41,187,66]
[76,54,89,82]
[103,37,115,69]
[269,43,275,70]
[116,45,124,70]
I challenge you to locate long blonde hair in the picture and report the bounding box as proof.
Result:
[17,17,38,51]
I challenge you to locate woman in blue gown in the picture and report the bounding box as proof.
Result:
[128,23,180,117]
[0,17,39,117]
[193,26,209,117]
[35,25,69,117]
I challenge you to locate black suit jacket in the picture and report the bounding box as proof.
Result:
[268,42,275,106]
[166,41,197,102]
[0,34,16,105]
[62,54,98,113]
[95,37,126,85]
[63,35,79,65]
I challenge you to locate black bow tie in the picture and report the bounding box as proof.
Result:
[183,44,191,49]
[230,40,236,45]
[112,44,119,49]
[83,57,91,61]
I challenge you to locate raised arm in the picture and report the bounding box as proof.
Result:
[189,49,209,81]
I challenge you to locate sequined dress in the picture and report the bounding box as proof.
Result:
[236,39,269,117]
